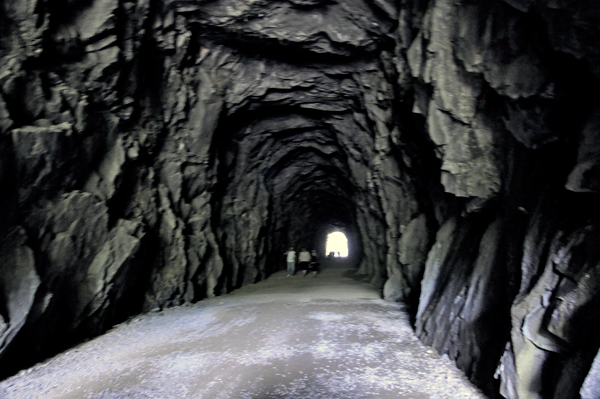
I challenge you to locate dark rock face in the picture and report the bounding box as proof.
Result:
[398,2,600,398]
[0,0,599,398]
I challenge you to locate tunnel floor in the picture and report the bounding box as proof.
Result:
[0,265,487,399]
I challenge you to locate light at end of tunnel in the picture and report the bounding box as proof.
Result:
[326,231,348,257]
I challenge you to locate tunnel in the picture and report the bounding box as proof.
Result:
[1,0,600,398]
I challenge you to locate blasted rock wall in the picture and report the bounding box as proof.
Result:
[397,0,600,398]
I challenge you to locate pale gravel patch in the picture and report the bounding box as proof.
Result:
[0,268,488,399]
[236,344,301,365]
[308,312,346,322]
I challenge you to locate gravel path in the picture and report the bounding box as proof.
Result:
[0,268,488,399]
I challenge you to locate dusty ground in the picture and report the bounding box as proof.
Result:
[0,266,488,399]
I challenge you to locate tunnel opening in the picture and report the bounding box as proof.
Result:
[325,231,348,258]
[312,219,362,271]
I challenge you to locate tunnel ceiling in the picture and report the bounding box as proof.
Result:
[2,0,600,398]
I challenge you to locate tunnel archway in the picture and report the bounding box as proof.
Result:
[312,220,362,269]
[325,231,349,257]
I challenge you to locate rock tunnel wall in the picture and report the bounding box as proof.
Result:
[0,0,599,398]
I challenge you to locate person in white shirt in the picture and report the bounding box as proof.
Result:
[285,247,296,277]
[298,248,311,276]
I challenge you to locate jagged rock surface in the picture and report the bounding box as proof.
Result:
[398,1,600,398]
[0,0,599,398]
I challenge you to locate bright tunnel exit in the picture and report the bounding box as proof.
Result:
[325,231,348,257]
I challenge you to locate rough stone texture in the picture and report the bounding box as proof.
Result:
[384,213,429,305]
[0,228,40,358]
[0,0,599,398]
[566,106,600,193]
[399,0,600,397]
[581,349,600,399]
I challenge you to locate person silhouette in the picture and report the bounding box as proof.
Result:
[309,250,320,277]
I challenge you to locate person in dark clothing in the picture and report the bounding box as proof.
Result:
[309,250,320,277]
